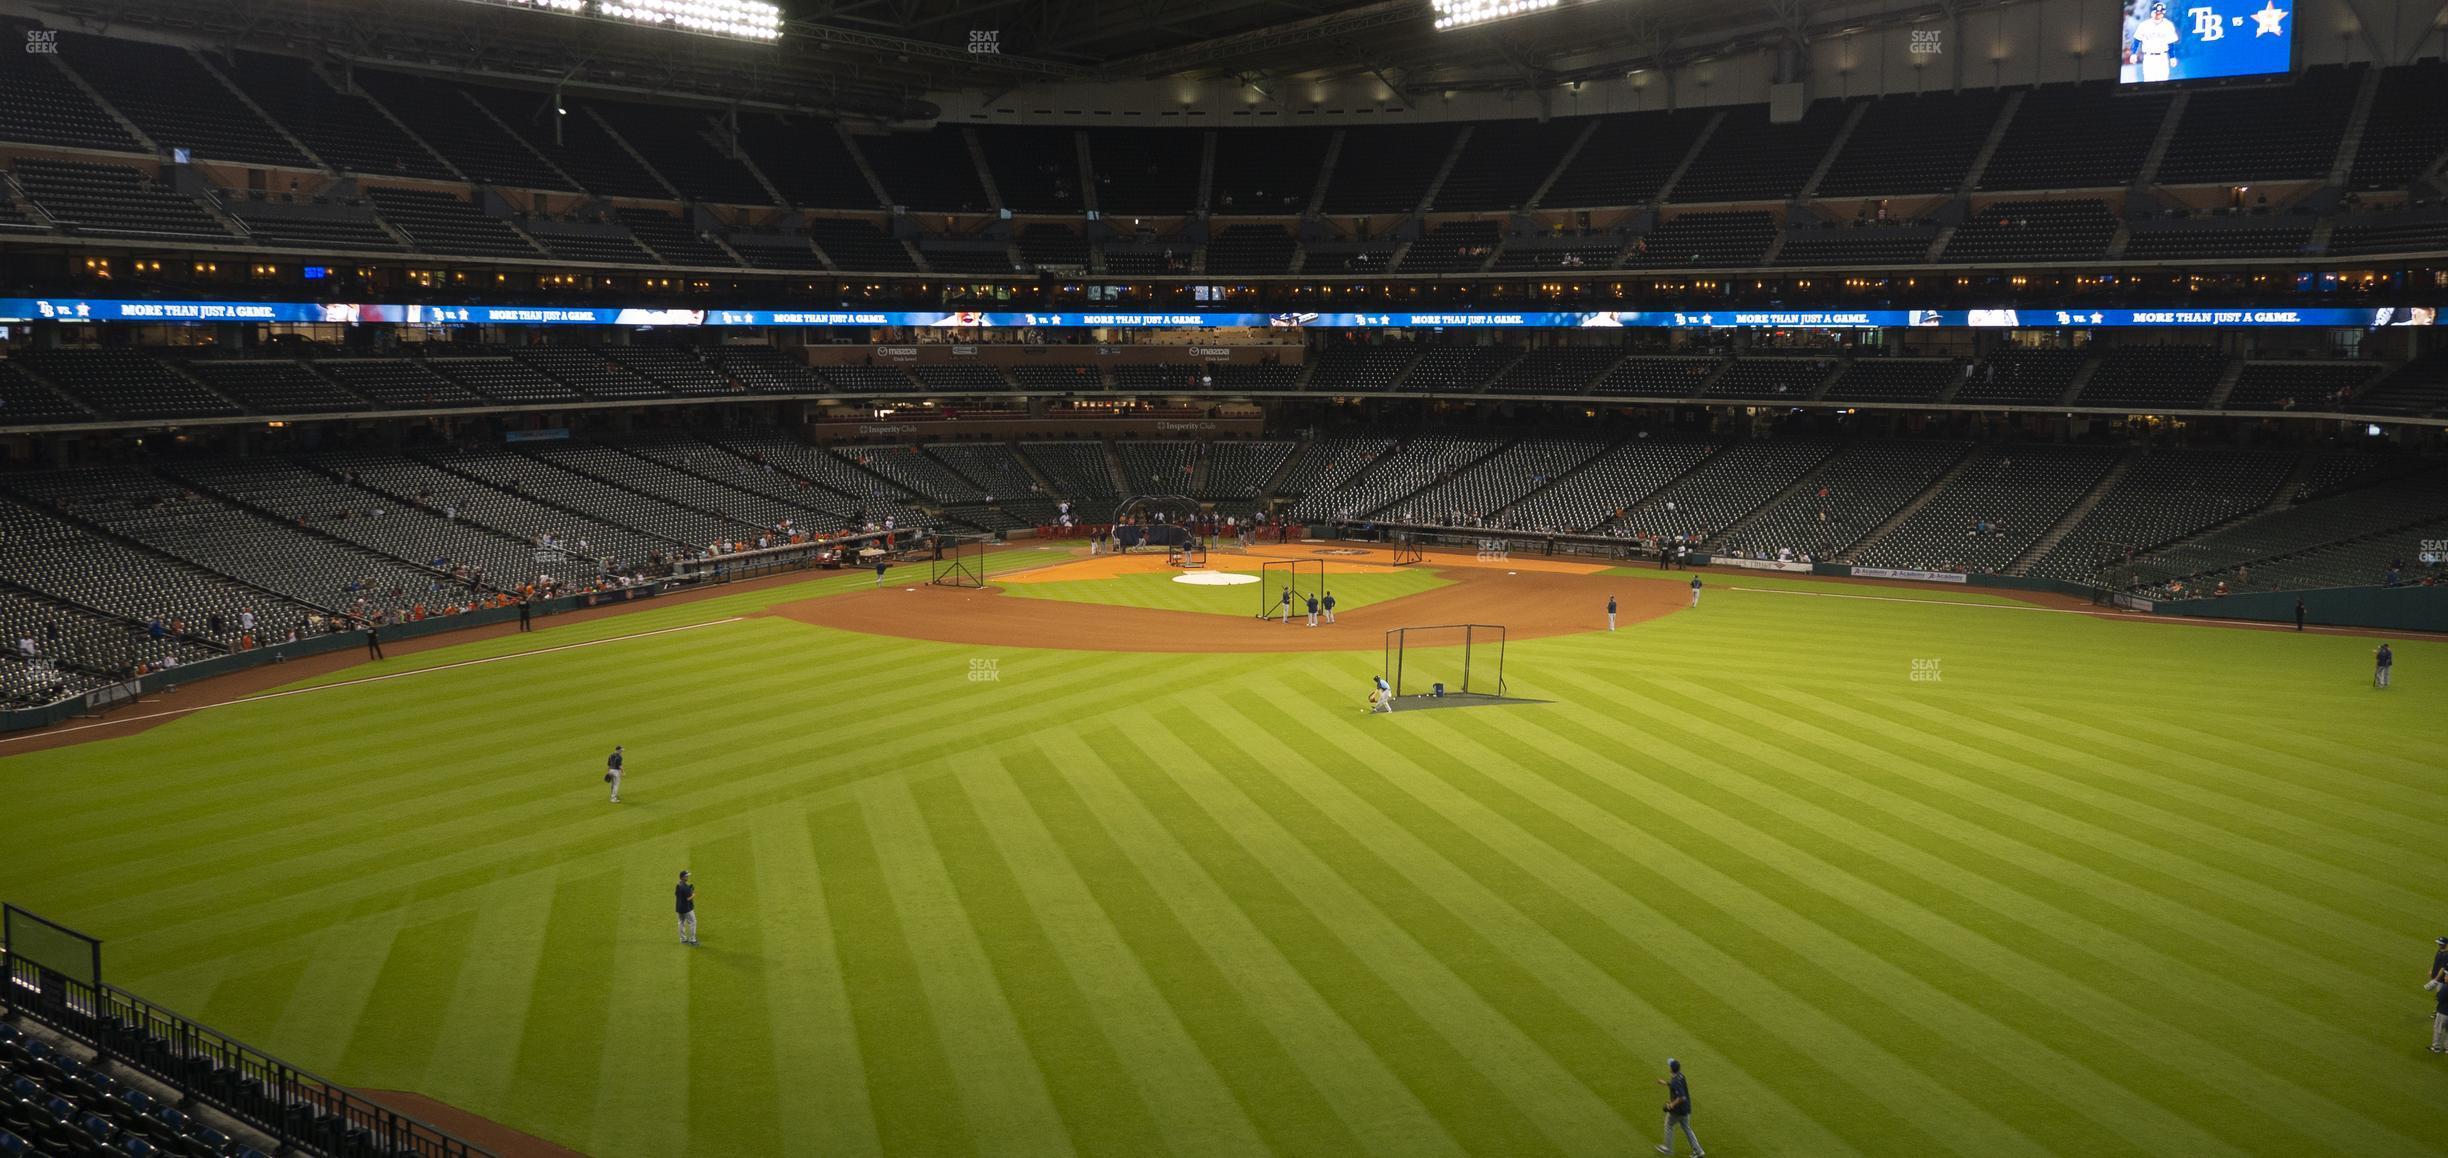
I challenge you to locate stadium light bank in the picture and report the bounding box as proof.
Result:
[448,0,784,42]
[1432,0,1566,32]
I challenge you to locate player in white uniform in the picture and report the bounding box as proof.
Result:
[2132,2,2179,82]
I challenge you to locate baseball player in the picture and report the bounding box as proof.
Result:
[1279,587,1295,624]
[605,745,624,803]
[2375,642,2393,689]
[873,558,889,586]
[1608,595,1618,631]
[1689,576,1703,608]
[1656,1058,1704,1156]
[1306,593,1320,627]
[1322,591,1337,623]
[1370,674,1393,713]
[675,869,698,945]
[2131,0,2179,82]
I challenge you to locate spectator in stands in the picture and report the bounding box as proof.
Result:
[16,636,34,660]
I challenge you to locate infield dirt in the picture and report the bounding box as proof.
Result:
[768,563,1670,652]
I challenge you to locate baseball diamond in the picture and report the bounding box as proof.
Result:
[3,3,2448,1155]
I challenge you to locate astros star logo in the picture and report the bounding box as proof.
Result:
[2250,1,2287,36]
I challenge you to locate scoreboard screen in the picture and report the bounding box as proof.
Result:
[2119,0,2293,84]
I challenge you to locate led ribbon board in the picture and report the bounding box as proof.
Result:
[0,300,2430,328]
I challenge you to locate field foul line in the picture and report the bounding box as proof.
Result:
[0,616,747,747]
[1726,586,2394,634]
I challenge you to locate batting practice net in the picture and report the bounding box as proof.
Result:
[1257,559,1326,619]
[930,537,987,588]
[1382,624,1508,702]
[1391,534,1425,566]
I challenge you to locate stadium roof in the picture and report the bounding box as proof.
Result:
[8,0,1971,118]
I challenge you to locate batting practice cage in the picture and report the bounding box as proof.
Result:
[1382,624,1509,704]
[1391,534,1425,566]
[1256,559,1326,619]
[930,537,987,588]
[1114,494,1200,554]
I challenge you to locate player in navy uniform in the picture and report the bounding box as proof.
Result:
[1656,1057,1703,1155]
[605,745,624,803]
[1608,595,1618,631]
[2375,642,2393,688]
[1305,593,1320,627]
[675,869,698,946]
[1322,591,1337,624]
[1689,576,1703,608]
[1279,587,1294,624]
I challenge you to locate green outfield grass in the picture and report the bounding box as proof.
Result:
[2,571,2443,1158]
[1001,565,1449,618]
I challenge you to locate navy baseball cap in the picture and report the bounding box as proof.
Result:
[1667,1057,1680,1071]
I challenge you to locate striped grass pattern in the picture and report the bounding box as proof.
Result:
[0,571,2442,1157]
